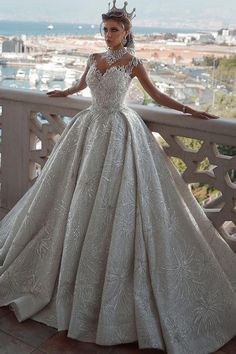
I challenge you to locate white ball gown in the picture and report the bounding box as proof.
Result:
[0,54,236,354]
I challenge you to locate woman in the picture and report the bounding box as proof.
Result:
[1,1,236,354]
[47,5,216,120]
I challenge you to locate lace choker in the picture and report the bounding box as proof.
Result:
[103,47,127,65]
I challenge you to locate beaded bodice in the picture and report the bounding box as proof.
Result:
[86,54,142,112]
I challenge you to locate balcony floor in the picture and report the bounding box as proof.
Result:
[0,307,235,354]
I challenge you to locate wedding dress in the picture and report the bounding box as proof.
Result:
[0,54,236,354]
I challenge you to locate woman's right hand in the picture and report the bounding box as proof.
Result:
[46,89,69,97]
[186,107,219,120]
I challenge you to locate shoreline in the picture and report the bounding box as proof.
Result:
[10,35,236,65]
[0,20,217,35]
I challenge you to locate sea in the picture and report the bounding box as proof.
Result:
[0,20,203,37]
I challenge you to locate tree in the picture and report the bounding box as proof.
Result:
[202,55,220,67]
[215,56,236,90]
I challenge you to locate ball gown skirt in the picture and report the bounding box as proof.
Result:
[0,55,236,354]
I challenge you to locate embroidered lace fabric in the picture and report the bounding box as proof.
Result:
[0,54,236,354]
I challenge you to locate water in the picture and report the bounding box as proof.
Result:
[0,20,202,37]
[0,65,68,92]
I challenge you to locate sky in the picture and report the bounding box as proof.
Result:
[0,0,236,29]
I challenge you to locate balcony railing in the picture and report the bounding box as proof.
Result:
[0,87,236,249]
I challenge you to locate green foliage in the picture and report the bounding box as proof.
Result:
[215,55,236,90]
[159,135,236,203]
[160,136,206,173]
[200,55,236,91]
[189,184,220,203]
[202,55,220,67]
[218,144,236,182]
[218,56,236,71]
[143,92,155,105]
[218,144,236,156]
[207,91,236,118]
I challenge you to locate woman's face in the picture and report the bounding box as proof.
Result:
[103,19,128,50]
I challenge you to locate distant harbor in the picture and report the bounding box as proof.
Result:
[0,64,81,93]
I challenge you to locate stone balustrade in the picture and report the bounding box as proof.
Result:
[0,87,236,247]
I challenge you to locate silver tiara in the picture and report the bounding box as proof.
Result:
[107,0,136,20]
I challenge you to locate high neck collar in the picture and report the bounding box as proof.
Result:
[104,47,127,65]
[107,47,127,53]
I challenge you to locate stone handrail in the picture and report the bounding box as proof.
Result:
[0,87,236,245]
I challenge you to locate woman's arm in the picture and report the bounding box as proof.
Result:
[133,63,219,120]
[47,64,89,97]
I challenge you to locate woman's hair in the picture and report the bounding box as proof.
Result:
[101,11,135,52]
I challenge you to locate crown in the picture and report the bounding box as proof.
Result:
[107,0,136,20]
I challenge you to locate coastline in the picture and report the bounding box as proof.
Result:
[0,20,209,37]
[5,34,234,65]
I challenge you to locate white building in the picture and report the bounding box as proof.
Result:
[215,28,236,45]
[176,32,215,44]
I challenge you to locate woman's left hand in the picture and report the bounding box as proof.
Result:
[187,107,220,120]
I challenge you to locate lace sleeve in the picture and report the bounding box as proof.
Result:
[87,54,95,68]
[126,56,143,76]
[131,57,143,67]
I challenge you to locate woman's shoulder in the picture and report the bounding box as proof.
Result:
[89,52,105,59]
[127,53,143,67]
[87,53,100,66]
[87,52,105,65]
[132,56,143,66]
[124,54,144,77]
[88,53,97,60]
[90,52,101,57]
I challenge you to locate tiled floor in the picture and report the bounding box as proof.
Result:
[0,307,235,354]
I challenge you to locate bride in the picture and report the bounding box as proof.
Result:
[1,1,236,353]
